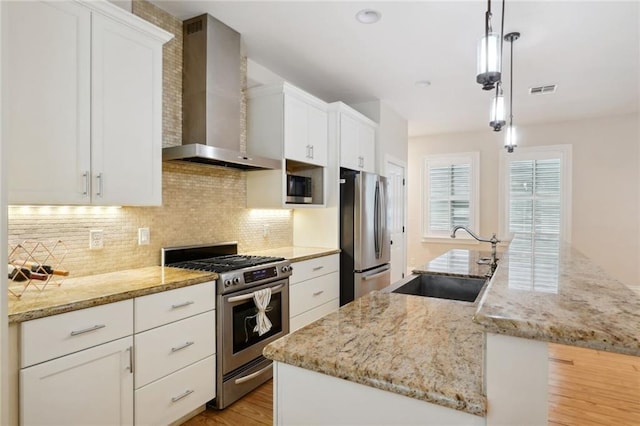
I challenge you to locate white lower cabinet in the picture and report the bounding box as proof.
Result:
[289,255,340,332]
[18,282,217,426]
[134,282,216,425]
[21,336,134,426]
[134,355,215,426]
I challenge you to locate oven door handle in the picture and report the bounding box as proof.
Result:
[227,283,285,303]
[234,362,273,385]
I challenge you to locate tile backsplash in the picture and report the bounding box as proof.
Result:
[7,2,293,278]
[8,162,293,278]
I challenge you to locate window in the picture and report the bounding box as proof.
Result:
[499,145,572,242]
[422,152,479,240]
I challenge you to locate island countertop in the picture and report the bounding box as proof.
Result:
[264,291,487,417]
[473,237,640,356]
[8,266,217,323]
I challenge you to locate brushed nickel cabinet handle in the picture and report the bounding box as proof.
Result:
[82,171,90,196]
[312,290,324,296]
[127,346,134,374]
[70,324,106,336]
[171,341,194,353]
[96,173,103,197]
[171,301,194,309]
[312,266,324,271]
[171,389,194,403]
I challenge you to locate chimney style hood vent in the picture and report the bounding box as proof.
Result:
[162,14,280,170]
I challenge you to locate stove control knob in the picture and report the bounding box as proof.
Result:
[281,265,292,273]
[224,279,232,287]
[233,277,240,285]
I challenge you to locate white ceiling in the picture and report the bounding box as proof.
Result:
[150,1,639,137]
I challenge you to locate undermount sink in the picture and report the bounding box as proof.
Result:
[391,274,487,303]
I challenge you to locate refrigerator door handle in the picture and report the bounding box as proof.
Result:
[362,267,390,281]
[374,180,380,259]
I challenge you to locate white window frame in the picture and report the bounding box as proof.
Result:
[422,152,480,242]
[498,145,572,243]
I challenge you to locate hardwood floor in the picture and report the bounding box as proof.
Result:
[182,380,272,426]
[184,344,640,425]
[548,343,640,426]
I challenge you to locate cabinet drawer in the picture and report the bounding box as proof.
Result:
[290,271,339,317]
[21,299,133,368]
[290,254,339,285]
[290,298,339,332]
[135,281,215,332]
[135,310,215,388]
[135,355,215,426]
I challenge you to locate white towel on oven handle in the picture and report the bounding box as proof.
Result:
[253,288,272,336]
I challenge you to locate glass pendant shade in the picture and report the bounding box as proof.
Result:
[490,90,505,131]
[476,32,501,90]
[504,124,517,153]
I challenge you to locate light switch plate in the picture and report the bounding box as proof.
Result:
[89,230,104,250]
[138,228,150,245]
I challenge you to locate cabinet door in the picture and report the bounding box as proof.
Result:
[307,105,328,166]
[284,94,311,163]
[339,114,359,170]
[358,123,376,173]
[21,336,134,426]
[5,1,91,204]
[91,12,163,206]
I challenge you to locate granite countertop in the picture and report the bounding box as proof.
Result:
[264,291,487,417]
[245,246,339,263]
[474,237,640,356]
[8,266,217,324]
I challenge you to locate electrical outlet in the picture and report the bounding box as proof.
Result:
[89,230,104,250]
[138,227,150,245]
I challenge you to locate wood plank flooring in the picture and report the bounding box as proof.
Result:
[184,344,640,425]
[548,343,640,426]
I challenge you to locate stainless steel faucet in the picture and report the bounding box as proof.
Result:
[450,226,500,273]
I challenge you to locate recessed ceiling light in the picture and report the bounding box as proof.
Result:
[355,9,381,24]
[415,80,431,88]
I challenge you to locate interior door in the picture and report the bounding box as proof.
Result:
[386,160,407,283]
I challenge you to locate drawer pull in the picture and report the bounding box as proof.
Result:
[70,324,106,336]
[171,301,195,309]
[171,341,195,353]
[171,389,194,403]
[234,363,272,385]
[312,266,324,271]
[313,290,324,296]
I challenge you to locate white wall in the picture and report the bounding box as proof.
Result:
[408,114,640,287]
[1,1,8,423]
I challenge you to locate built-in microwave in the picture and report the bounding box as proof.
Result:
[286,174,312,204]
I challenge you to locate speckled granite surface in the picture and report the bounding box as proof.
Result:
[8,266,217,323]
[246,246,339,263]
[413,249,493,278]
[264,291,487,417]
[474,237,640,356]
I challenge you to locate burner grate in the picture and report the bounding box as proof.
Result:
[169,255,285,273]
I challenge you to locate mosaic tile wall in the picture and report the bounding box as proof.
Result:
[6,1,293,278]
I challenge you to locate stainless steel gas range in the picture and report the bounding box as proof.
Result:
[162,242,291,409]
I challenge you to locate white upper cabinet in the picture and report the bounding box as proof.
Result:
[5,0,172,206]
[329,102,378,174]
[248,82,328,167]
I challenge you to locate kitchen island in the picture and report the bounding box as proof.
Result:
[264,237,640,425]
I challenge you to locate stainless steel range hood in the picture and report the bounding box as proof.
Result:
[162,14,280,170]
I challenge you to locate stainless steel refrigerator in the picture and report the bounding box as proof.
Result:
[340,169,391,305]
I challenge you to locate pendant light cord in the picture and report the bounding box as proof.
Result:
[509,37,514,126]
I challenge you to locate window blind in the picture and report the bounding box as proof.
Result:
[428,164,471,233]
[508,158,561,238]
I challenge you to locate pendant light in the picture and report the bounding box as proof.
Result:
[490,82,505,131]
[476,0,502,90]
[504,32,520,153]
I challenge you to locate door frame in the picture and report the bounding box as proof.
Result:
[384,154,407,281]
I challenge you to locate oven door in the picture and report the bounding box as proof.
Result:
[220,279,289,375]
